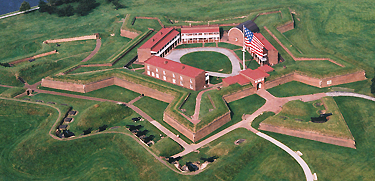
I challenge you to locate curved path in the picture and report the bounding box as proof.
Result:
[81,39,101,62]
[164,47,242,77]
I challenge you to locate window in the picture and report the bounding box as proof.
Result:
[151,72,155,77]
[327,80,332,85]
[172,73,175,78]
[180,76,183,80]
[163,70,166,75]
[180,81,183,86]
[156,74,159,78]
[163,76,166,80]
[155,68,158,72]
[172,79,176,84]
[147,71,150,75]
[190,84,193,89]
[147,65,150,70]
[190,79,193,83]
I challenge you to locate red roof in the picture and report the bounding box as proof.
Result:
[145,56,205,78]
[257,65,274,73]
[181,27,220,34]
[139,28,180,52]
[254,33,276,51]
[222,75,251,86]
[240,68,270,81]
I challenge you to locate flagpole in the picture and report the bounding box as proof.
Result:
[242,25,246,70]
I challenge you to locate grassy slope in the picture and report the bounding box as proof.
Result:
[150,137,183,157]
[267,81,329,97]
[264,97,375,180]
[262,97,353,139]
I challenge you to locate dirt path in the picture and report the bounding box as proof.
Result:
[81,39,102,62]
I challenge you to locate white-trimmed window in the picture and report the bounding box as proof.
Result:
[190,84,193,89]
[327,80,332,85]
[163,76,166,80]
[172,79,176,84]
[151,72,155,77]
[180,81,183,86]
[156,74,159,78]
[163,70,166,75]
[155,68,158,73]
[172,73,175,78]
[190,79,193,83]
[147,71,150,75]
[147,65,150,70]
[180,76,183,80]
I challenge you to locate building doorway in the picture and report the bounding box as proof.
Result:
[257,82,262,90]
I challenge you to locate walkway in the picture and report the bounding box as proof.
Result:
[0,7,40,20]
[191,85,220,124]
[164,47,242,78]
[81,39,101,62]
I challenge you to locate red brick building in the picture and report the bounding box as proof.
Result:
[181,26,220,44]
[222,65,274,89]
[144,56,206,91]
[228,21,282,66]
[138,28,181,62]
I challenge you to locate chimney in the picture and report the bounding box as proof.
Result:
[164,61,168,64]
[161,32,163,35]
[182,66,185,69]
[152,39,155,42]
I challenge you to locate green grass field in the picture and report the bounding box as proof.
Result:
[150,137,183,157]
[180,51,232,74]
[218,42,241,50]
[267,81,329,97]
[262,97,353,139]
[264,97,375,180]
[0,87,26,98]
[175,43,203,49]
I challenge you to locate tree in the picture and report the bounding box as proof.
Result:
[19,1,31,11]
[38,0,48,12]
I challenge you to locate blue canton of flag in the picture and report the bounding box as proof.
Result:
[243,26,254,43]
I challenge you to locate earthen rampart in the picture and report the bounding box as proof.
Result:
[258,123,356,148]
[41,79,85,93]
[194,111,231,141]
[223,86,257,103]
[164,112,195,141]
[44,34,97,44]
[9,50,58,65]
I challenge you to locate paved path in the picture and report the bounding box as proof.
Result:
[0,7,40,20]
[326,91,375,101]
[81,39,101,62]
[164,47,242,77]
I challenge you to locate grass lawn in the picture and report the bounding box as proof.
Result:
[133,96,193,144]
[218,42,241,50]
[251,112,275,129]
[180,51,232,74]
[267,81,329,97]
[265,97,375,180]
[262,97,353,139]
[234,49,252,61]
[180,91,198,117]
[40,85,140,103]
[68,66,118,74]
[0,87,26,98]
[0,87,9,94]
[175,43,203,49]
[204,42,217,47]
[199,92,215,118]
[75,102,133,131]
[179,128,304,180]
[197,94,265,142]
[246,60,260,70]
[150,137,184,157]
[209,76,223,84]
[84,85,140,103]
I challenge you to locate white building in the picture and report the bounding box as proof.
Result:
[181,26,220,44]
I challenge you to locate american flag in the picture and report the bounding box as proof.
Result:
[243,26,264,57]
